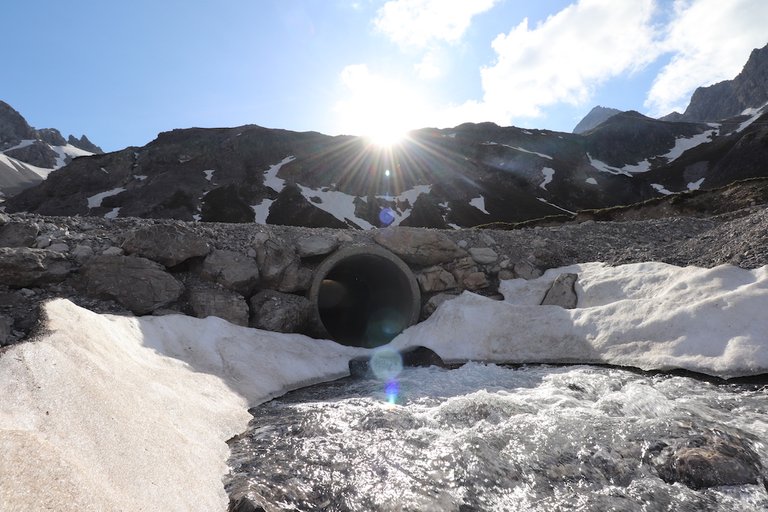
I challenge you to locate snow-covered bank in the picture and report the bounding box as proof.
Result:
[2,261,768,510]
[0,299,363,511]
[392,262,768,378]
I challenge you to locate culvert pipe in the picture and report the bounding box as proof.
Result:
[308,246,421,348]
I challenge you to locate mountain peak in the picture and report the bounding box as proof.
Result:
[682,42,768,122]
[573,106,623,134]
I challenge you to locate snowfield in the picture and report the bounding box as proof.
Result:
[1,261,767,510]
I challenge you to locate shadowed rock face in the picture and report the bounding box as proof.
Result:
[682,43,768,122]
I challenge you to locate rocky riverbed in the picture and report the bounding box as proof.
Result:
[1,205,767,347]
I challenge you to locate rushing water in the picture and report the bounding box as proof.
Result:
[226,363,768,512]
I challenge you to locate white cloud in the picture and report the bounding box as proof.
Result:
[644,0,768,116]
[445,0,660,126]
[374,0,499,48]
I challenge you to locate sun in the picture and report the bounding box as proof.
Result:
[367,124,409,147]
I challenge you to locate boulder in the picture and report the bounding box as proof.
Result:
[469,247,498,265]
[295,235,339,258]
[276,264,313,293]
[416,266,457,293]
[540,273,578,309]
[80,255,184,314]
[199,250,259,296]
[655,432,763,490]
[255,239,300,288]
[0,222,39,248]
[71,244,94,262]
[373,227,467,266]
[122,224,210,267]
[187,286,249,326]
[462,272,489,291]
[448,257,479,287]
[0,247,72,287]
[249,290,311,333]
[514,260,544,280]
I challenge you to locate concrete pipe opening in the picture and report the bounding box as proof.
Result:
[308,246,421,348]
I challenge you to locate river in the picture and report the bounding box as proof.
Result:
[227,363,768,511]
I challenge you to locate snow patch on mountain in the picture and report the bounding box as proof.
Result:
[482,142,553,160]
[539,168,555,190]
[651,183,674,195]
[87,187,126,208]
[469,196,489,214]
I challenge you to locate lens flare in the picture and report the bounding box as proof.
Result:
[379,207,396,226]
[385,380,399,404]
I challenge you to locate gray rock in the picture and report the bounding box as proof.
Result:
[0,213,9,225]
[35,235,51,249]
[469,247,498,265]
[0,315,12,346]
[373,227,467,265]
[448,257,479,287]
[102,246,123,256]
[277,264,313,293]
[421,292,460,319]
[48,243,69,253]
[187,286,249,326]
[463,272,489,291]
[199,249,259,296]
[513,260,544,280]
[0,247,72,287]
[0,222,39,248]
[122,224,210,267]
[416,266,457,293]
[80,255,184,314]
[296,235,339,258]
[255,239,299,288]
[71,244,94,261]
[540,273,578,309]
[249,290,311,333]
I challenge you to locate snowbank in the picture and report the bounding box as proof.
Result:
[2,261,767,510]
[392,262,768,378]
[0,300,363,511]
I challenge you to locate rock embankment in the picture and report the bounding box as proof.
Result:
[1,205,766,346]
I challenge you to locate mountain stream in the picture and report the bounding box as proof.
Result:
[226,363,768,511]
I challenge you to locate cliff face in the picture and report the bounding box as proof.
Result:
[682,44,768,122]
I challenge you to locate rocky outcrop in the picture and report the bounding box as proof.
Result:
[80,255,184,314]
[0,247,72,287]
[5,141,59,168]
[0,101,36,147]
[0,222,39,248]
[682,43,768,122]
[68,134,103,154]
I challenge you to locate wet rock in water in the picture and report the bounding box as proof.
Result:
[80,255,184,315]
[199,249,260,296]
[654,431,764,489]
[0,247,72,287]
[401,346,447,368]
[228,494,266,512]
[187,286,249,326]
[540,273,578,309]
[122,224,210,267]
[249,290,310,333]
[0,222,39,248]
[373,227,467,265]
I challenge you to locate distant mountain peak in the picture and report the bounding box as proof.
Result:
[573,106,623,134]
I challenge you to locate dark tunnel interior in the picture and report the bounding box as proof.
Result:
[315,252,419,348]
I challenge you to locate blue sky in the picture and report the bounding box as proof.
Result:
[2,0,766,152]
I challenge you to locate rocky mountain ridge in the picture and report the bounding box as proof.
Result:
[0,101,102,197]
[3,43,767,230]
